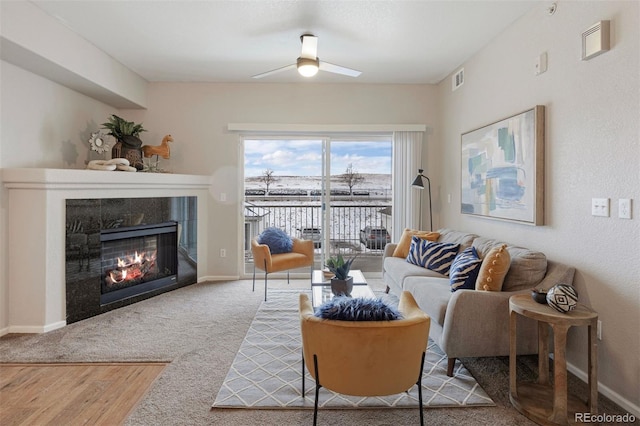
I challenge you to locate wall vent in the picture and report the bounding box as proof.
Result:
[581,20,610,61]
[452,68,464,91]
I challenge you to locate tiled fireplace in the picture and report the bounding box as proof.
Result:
[65,197,195,323]
[3,168,210,333]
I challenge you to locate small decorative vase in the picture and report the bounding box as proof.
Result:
[546,283,578,313]
[330,276,353,297]
[531,288,548,304]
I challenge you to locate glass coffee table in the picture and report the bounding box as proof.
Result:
[311,269,375,307]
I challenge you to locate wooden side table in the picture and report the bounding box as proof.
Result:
[509,294,598,425]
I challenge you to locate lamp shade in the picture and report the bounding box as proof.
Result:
[412,169,425,188]
[412,175,424,188]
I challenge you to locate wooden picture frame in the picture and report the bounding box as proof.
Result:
[461,106,545,225]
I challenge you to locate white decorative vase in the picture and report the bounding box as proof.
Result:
[546,283,578,313]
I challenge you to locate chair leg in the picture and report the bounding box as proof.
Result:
[263,260,268,302]
[417,351,425,426]
[287,270,290,284]
[301,349,305,397]
[447,357,456,377]
[313,354,321,426]
[252,263,256,292]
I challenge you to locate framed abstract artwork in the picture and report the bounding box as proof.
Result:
[461,106,545,225]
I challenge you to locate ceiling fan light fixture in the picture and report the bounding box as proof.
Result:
[297,57,319,77]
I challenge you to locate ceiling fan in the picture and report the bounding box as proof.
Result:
[252,34,362,79]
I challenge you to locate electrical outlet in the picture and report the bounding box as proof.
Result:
[597,320,602,340]
[618,198,632,219]
[220,192,227,202]
[591,198,609,217]
[220,249,226,258]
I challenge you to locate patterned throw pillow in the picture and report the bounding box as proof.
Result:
[257,227,293,254]
[450,247,483,292]
[476,244,511,291]
[392,228,440,258]
[315,297,402,321]
[406,237,459,275]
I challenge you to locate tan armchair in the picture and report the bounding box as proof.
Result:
[251,237,314,301]
[299,291,431,426]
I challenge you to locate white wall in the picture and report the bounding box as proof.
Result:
[121,82,437,278]
[436,1,639,412]
[0,60,123,333]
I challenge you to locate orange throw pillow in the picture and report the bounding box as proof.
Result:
[476,244,511,291]
[392,228,440,258]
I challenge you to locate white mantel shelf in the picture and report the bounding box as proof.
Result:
[2,168,211,190]
[2,168,210,334]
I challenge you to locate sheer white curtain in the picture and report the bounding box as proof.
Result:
[392,131,424,241]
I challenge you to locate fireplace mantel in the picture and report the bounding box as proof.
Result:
[2,168,210,334]
[3,167,211,190]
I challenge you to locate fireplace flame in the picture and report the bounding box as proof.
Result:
[106,250,157,286]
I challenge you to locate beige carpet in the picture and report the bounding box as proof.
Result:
[0,277,631,425]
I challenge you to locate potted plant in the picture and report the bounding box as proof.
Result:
[325,254,356,297]
[102,114,147,170]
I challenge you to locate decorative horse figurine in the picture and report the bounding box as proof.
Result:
[142,134,173,159]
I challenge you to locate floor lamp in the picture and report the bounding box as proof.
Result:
[411,169,433,231]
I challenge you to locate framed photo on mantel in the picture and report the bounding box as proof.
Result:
[460,106,545,225]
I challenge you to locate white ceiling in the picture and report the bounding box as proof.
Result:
[33,0,538,84]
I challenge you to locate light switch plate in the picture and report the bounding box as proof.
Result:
[535,52,548,75]
[592,198,609,217]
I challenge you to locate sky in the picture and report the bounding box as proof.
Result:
[244,139,392,177]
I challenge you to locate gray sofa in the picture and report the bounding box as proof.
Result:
[383,228,575,376]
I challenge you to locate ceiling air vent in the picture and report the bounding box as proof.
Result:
[452,68,464,91]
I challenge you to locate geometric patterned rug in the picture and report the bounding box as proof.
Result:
[212,290,494,409]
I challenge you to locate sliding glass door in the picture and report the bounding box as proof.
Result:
[243,136,392,276]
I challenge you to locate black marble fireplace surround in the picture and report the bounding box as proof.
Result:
[65,196,197,323]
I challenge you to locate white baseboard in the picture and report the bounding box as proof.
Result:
[565,359,640,417]
[198,275,239,282]
[6,321,66,334]
[0,326,9,337]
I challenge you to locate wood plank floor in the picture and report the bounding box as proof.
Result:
[0,362,167,426]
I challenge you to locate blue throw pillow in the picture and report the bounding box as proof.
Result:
[449,246,482,292]
[406,237,459,276]
[257,227,293,254]
[315,297,402,321]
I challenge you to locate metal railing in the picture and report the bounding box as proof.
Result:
[245,202,392,262]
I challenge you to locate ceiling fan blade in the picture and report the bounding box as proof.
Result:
[319,61,362,77]
[252,64,296,79]
[300,34,318,59]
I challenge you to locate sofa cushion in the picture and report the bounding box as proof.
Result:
[437,229,477,251]
[472,238,547,291]
[449,247,482,291]
[471,237,504,258]
[407,237,459,275]
[384,257,444,290]
[503,246,547,291]
[476,244,511,291]
[314,297,402,321]
[392,228,440,258]
[403,276,452,326]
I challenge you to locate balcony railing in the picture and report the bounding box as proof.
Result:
[245,202,392,262]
